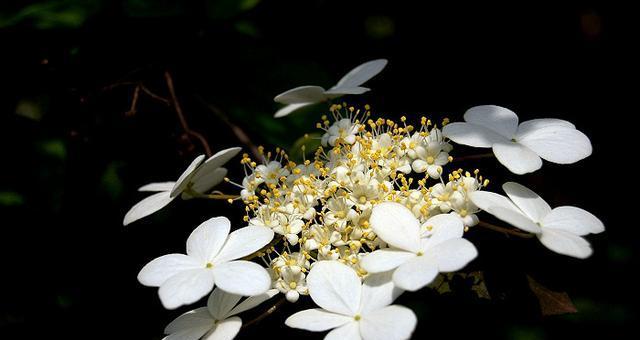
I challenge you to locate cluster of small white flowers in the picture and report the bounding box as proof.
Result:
[125,59,605,340]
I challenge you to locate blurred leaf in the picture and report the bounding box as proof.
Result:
[234,20,260,37]
[0,192,25,207]
[527,275,577,316]
[364,15,395,39]
[429,274,452,294]
[100,162,125,200]
[37,139,67,160]
[206,0,261,20]
[15,97,48,121]
[288,132,321,163]
[123,0,187,17]
[0,0,102,29]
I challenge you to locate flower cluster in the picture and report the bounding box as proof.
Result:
[125,59,604,340]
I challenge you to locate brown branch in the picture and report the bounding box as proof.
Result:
[125,85,141,117]
[241,297,286,329]
[139,84,171,106]
[452,152,495,162]
[164,71,212,157]
[195,94,261,160]
[478,221,535,238]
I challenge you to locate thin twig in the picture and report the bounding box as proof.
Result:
[125,85,141,117]
[478,221,535,238]
[241,297,287,329]
[164,71,212,156]
[195,94,261,160]
[139,84,171,106]
[452,153,495,162]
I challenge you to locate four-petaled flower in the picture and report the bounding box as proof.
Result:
[123,147,241,226]
[163,287,279,340]
[360,202,478,291]
[442,105,592,174]
[138,216,274,309]
[470,182,605,258]
[273,59,388,117]
[286,261,416,340]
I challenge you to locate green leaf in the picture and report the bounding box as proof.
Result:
[0,192,25,207]
[287,132,322,163]
[0,0,102,29]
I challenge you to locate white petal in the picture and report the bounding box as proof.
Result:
[421,214,464,249]
[213,226,274,263]
[538,229,593,259]
[334,59,388,88]
[138,254,203,287]
[189,168,228,195]
[442,122,507,148]
[502,182,551,223]
[324,86,370,96]
[187,217,231,262]
[517,125,592,164]
[360,271,403,314]
[274,102,314,118]
[123,191,175,226]
[325,321,361,340]
[359,305,417,340]
[204,317,242,340]
[165,307,213,335]
[392,256,438,291]
[516,118,575,137]
[285,309,352,331]
[307,261,361,315]
[139,182,176,192]
[212,260,271,296]
[370,202,421,253]
[196,147,242,176]
[542,206,605,236]
[464,105,519,138]
[485,206,542,234]
[492,142,542,175]
[429,238,478,272]
[274,85,326,104]
[469,191,520,213]
[159,269,215,309]
[207,288,242,321]
[359,249,415,273]
[171,155,206,198]
[227,289,279,317]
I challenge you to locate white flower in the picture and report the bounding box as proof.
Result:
[123,147,241,225]
[273,59,388,117]
[285,261,416,340]
[255,161,290,185]
[163,287,278,340]
[137,216,274,309]
[321,118,360,147]
[470,182,605,258]
[275,267,309,303]
[442,105,592,174]
[360,202,478,291]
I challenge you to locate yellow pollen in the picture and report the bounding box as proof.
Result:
[354,314,362,321]
[206,262,214,269]
[426,156,435,164]
[289,282,297,289]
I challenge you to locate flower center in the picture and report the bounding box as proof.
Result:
[426,156,435,164]
[206,262,214,269]
[416,251,424,256]
[354,314,361,321]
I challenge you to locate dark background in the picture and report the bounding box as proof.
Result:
[0,1,635,339]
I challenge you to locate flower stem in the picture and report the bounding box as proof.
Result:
[477,221,535,238]
[241,297,286,329]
